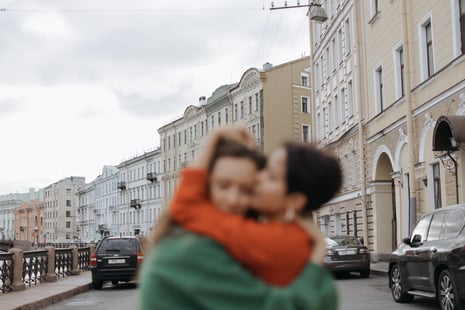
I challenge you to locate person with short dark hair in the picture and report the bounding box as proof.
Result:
[138,127,340,309]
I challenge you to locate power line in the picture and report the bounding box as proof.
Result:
[2,7,263,14]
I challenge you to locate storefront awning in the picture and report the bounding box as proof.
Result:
[432,115,465,151]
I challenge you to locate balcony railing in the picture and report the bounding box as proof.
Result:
[146,172,157,183]
[117,181,126,190]
[130,199,141,209]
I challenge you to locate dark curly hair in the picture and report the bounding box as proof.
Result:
[284,142,342,215]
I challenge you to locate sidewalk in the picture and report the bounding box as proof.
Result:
[0,272,92,310]
[370,260,389,277]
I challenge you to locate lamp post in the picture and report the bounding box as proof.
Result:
[270,1,328,22]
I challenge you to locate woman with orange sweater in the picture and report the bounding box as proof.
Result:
[170,127,342,286]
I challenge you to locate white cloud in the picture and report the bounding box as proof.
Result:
[0,0,311,194]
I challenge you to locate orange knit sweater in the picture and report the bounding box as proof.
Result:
[170,168,313,286]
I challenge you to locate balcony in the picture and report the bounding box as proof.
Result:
[19,226,25,232]
[146,172,157,183]
[117,181,126,190]
[130,199,141,209]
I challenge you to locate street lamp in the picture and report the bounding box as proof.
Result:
[270,1,328,23]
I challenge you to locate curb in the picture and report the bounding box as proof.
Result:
[12,282,93,310]
[370,269,388,277]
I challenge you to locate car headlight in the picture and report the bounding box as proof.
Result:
[326,248,335,256]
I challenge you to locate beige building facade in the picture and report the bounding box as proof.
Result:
[361,0,465,260]
[43,176,85,243]
[311,0,465,261]
[309,0,368,252]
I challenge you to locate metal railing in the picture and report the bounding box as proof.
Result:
[55,248,73,278]
[0,252,13,293]
[0,245,94,294]
[23,250,47,287]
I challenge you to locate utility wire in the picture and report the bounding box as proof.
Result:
[2,7,262,14]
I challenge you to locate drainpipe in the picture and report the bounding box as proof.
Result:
[401,0,417,234]
[353,0,369,246]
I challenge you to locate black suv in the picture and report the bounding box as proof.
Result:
[90,236,145,289]
[389,204,465,310]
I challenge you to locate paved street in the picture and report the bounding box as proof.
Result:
[43,274,440,309]
[45,282,138,310]
[336,273,438,309]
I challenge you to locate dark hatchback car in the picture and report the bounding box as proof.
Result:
[389,204,465,310]
[324,235,370,278]
[90,236,145,289]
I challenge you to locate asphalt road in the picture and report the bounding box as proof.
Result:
[336,272,438,309]
[44,274,439,309]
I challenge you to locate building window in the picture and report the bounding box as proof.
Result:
[460,0,465,54]
[315,62,320,87]
[345,18,351,56]
[201,122,204,136]
[338,28,344,63]
[301,97,309,113]
[340,87,346,121]
[301,75,308,86]
[425,21,434,77]
[66,221,71,228]
[325,47,330,79]
[348,81,354,117]
[394,45,405,98]
[240,101,244,118]
[66,200,71,207]
[302,125,309,143]
[168,136,171,150]
[328,101,333,131]
[248,96,252,114]
[234,104,238,120]
[375,67,383,113]
[420,17,434,80]
[211,115,214,129]
[331,38,337,71]
[370,0,379,19]
[433,163,442,209]
[218,112,221,126]
[334,94,339,128]
[66,211,71,217]
[255,93,259,111]
[225,108,229,123]
[178,132,181,146]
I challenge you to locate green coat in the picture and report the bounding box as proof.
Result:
[138,228,338,310]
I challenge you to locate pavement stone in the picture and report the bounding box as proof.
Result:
[0,272,92,310]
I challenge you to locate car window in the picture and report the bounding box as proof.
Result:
[427,212,445,241]
[329,236,361,246]
[411,214,432,243]
[98,238,138,255]
[441,210,465,240]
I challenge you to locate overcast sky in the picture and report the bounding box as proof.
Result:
[0,0,312,194]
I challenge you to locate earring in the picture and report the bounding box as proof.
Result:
[284,208,295,222]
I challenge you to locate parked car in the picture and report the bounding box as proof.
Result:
[90,236,145,289]
[323,235,370,278]
[388,204,465,310]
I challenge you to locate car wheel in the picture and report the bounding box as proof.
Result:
[92,281,104,290]
[360,269,370,278]
[437,269,460,310]
[390,264,414,303]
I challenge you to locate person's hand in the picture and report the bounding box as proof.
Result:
[296,216,327,265]
[192,126,255,168]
